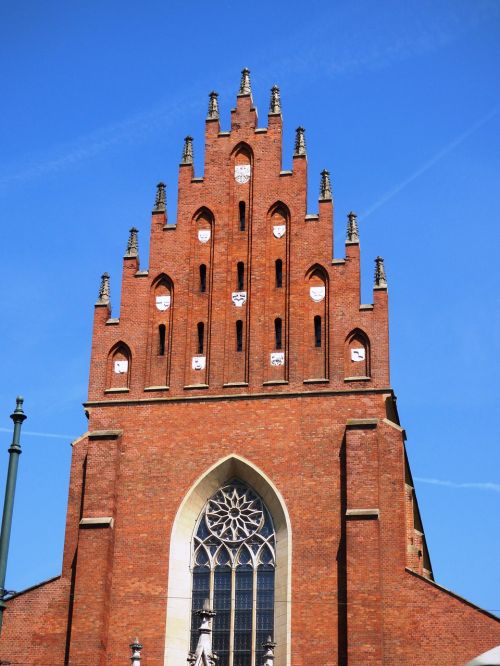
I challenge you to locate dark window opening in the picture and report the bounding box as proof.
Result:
[200,264,207,293]
[239,202,246,231]
[236,320,243,352]
[275,259,283,288]
[314,315,322,348]
[274,318,282,350]
[159,324,166,356]
[197,322,204,354]
[237,262,244,291]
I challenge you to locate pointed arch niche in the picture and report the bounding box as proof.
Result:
[344,328,370,380]
[264,202,290,384]
[303,265,329,381]
[146,274,174,389]
[164,455,291,666]
[223,143,253,386]
[105,341,131,391]
[186,207,214,387]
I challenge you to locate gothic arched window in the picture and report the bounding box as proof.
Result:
[190,480,276,666]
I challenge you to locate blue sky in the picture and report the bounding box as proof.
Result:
[0,0,499,617]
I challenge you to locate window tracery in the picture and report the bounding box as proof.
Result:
[190,480,276,666]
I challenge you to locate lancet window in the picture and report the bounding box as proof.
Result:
[190,480,276,666]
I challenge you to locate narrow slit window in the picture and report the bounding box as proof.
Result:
[314,315,322,348]
[197,322,205,354]
[274,318,282,350]
[237,262,244,291]
[159,324,166,356]
[239,202,246,231]
[275,259,283,288]
[236,320,243,352]
[200,264,207,293]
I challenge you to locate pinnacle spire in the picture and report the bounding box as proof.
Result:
[374,256,388,288]
[154,182,166,212]
[294,127,306,156]
[130,638,143,666]
[181,136,194,165]
[238,68,252,96]
[207,91,219,120]
[346,211,359,243]
[269,85,281,114]
[96,272,110,306]
[319,169,332,200]
[125,227,139,258]
[188,600,217,666]
[261,636,276,666]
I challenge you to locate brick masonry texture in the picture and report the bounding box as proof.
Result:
[1,84,498,665]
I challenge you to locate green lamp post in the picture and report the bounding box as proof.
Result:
[0,397,27,634]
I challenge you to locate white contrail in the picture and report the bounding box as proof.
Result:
[361,106,499,219]
[0,427,76,440]
[415,477,500,494]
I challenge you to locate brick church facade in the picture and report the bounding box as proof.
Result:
[2,70,499,665]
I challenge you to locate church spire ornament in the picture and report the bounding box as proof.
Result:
[239,68,252,96]
[319,169,332,200]
[374,256,388,288]
[129,638,142,666]
[96,272,110,305]
[346,211,359,243]
[153,182,166,212]
[261,636,276,666]
[269,85,281,114]
[188,599,218,666]
[294,127,306,156]
[181,136,194,165]
[207,91,219,120]
[124,227,139,258]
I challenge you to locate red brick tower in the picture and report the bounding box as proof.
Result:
[1,70,499,666]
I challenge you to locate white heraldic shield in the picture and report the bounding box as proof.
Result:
[198,229,211,243]
[270,352,285,366]
[232,291,247,307]
[273,225,286,238]
[351,348,366,362]
[234,165,251,184]
[155,295,171,311]
[192,356,206,370]
[114,360,128,374]
[309,286,326,302]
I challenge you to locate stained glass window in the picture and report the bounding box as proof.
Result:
[190,480,276,666]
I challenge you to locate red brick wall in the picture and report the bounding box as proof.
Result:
[87,92,389,405]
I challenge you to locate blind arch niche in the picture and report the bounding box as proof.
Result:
[164,455,291,666]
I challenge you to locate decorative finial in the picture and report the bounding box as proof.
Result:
[346,211,359,243]
[374,256,387,288]
[262,636,276,666]
[319,169,332,200]
[97,272,110,305]
[125,227,139,258]
[207,91,219,120]
[181,136,194,165]
[188,600,217,666]
[269,85,281,114]
[294,127,306,156]
[239,68,252,96]
[154,182,166,212]
[130,638,143,666]
[11,397,26,423]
